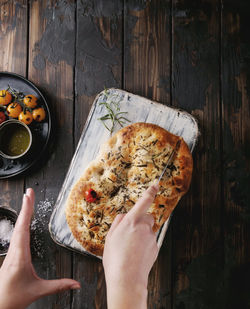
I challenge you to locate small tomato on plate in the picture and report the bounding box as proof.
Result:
[0,111,6,124]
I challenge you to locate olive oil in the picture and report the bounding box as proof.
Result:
[1,123,30,156]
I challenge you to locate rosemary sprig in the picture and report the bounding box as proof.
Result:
[98,89,130,134]
[7,85,24,97]
[6,85,32,113]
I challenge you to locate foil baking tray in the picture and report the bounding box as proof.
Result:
[49,88,198,259]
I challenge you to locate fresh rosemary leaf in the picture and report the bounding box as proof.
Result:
[98,90,130,134]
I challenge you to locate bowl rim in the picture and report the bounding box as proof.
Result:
[0,206,18,216]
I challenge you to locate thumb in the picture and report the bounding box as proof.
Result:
[108,213,125,235]
[127,183,159,219]
[38,278,81,296]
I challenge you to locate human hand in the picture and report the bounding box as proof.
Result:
[103,183,159,309]
[0,189,81,309]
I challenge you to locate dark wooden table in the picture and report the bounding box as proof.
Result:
[0,0,249,308]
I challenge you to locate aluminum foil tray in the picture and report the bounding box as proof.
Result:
[49,88,198,259]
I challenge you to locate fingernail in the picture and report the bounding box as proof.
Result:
[71,284,81,290]
[152,180,159,191]
[23,193,27,200]
[26,188,31,195]
[153,179,159,186]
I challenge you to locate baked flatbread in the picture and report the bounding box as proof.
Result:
[66,123,193,256]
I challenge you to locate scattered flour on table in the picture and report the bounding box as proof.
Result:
[31,198,54,259]
[0,218,14,249]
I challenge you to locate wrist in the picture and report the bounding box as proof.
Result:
[0,301,26,309]
[106,278,148,309]
[0,293,27,309]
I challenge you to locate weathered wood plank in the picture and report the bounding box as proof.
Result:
[0,0,27,263]
[0,0,27,75]
[124,0,171,104]
[222,0,250,307]
[3,2,249,309]
[172,0,222,308]
[74,0,123,143]
[27,0,75,308]
[0,0,27,203]
[72,1,123,308]
[124,1,172,308]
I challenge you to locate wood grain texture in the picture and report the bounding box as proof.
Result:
[72,1,123,308]
[0,1,250,308]
[0,0,26,220]
[124,1,172,308]
[27,0,75,308]
[221,1,250,307]
[124,0,171,104]
[172,0,222,308]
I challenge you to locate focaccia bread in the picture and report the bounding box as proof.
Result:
[66,123,193,256]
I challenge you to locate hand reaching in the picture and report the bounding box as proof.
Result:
[0,189,81,309]
[103,183,159,309]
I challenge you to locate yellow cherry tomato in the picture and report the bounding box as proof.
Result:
[23,94,38,108]
[7,102,22,118]
[18,110,33,125]
[0,90,12,106]
[32,107,46,122]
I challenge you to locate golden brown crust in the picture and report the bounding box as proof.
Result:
[65,122,193,256]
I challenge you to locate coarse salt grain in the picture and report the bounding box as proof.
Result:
[0,218,14,247]
[31,198,54,258]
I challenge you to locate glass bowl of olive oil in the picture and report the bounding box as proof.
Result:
[0,119,32,159]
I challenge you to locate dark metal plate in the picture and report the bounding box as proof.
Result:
[0,72,51,179]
